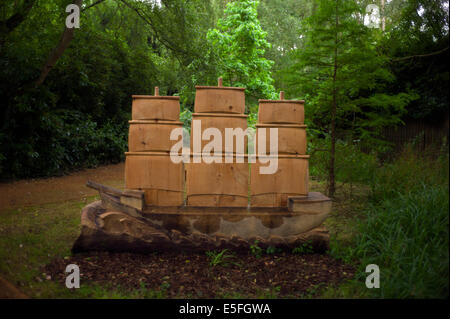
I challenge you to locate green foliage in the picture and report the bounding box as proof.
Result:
[207,0,276,104]
[286,0,417,147]
[258,0,312,89]
[308,135,379,185]
[382,0,449,121]
[250,240,263,258]
[0,0,219,179]
[247,110,258,129]
[265,245,282,255]
[0,0,447,187]
[331,147,449,298]
[292,241,314,255]
[179,108,193,130]
[1,103,127,178]
[206,249,239,267]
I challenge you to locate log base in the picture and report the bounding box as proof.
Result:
[72,200,330,254]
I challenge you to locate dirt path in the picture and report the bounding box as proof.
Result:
[0,163,125,210]
[0,276,28,299]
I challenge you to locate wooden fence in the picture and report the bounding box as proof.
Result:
[381,116,449,152]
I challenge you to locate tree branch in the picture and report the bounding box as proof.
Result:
[391,46,449,62]
[35,0,83,87]
[117,0,188,58]
[81,0,106,12]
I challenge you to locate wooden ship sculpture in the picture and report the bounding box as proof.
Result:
[73,79,332,253]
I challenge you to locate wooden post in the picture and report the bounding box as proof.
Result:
[86,180,145,214]
[218,77,223,87]
[154,86,159,96]
[279,91,285,100]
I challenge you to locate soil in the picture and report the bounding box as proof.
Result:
[44,251,355,298]
[0,163,125,210]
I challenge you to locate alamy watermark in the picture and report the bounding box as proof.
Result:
[65,264,80,288]
[66,4,80,29]
[365,264,380,288]
[169,122,279,175]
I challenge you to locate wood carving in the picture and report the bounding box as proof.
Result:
[73,83,332,253]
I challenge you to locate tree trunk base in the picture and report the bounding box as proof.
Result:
[72,201,330,254]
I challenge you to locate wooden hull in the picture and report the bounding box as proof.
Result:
[73,194,332,253]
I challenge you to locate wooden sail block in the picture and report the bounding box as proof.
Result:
[131,95,180,121]
[186,154,249,207]
[258,99,305,124]
[191,113,248,154]
[125,152,184,206]
[250,155,309,207]
[194,86,245,114]
[256,123,307,155]
[128,120,183,152]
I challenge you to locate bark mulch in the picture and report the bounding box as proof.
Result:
[44,251,355,298]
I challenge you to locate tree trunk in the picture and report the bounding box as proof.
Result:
[328,0,339,198]
[35,0,83,87]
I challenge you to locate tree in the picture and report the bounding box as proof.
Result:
[383,0,449,121]
[207,0,276,105]
[35,0,83,87]
[258,0,313,90]
[0,0,222,178]
[287,0,416,197]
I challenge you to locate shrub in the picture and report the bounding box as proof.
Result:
[0,109,128,179]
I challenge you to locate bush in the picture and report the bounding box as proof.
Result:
[0,108,128,179]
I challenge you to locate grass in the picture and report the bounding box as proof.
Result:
[0,193,177,298]
[0,198,87,295]
[360,184,448,297]
[326,147,449,298]
[206,249,240,267]
[0,195,114,298]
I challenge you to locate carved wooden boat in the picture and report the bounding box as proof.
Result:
[73,182,331,253]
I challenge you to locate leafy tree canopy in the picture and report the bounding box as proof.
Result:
[207,0,276,103]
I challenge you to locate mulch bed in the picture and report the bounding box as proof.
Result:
[44,251,355,298]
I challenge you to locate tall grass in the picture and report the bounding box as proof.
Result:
[331,145,449,298]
